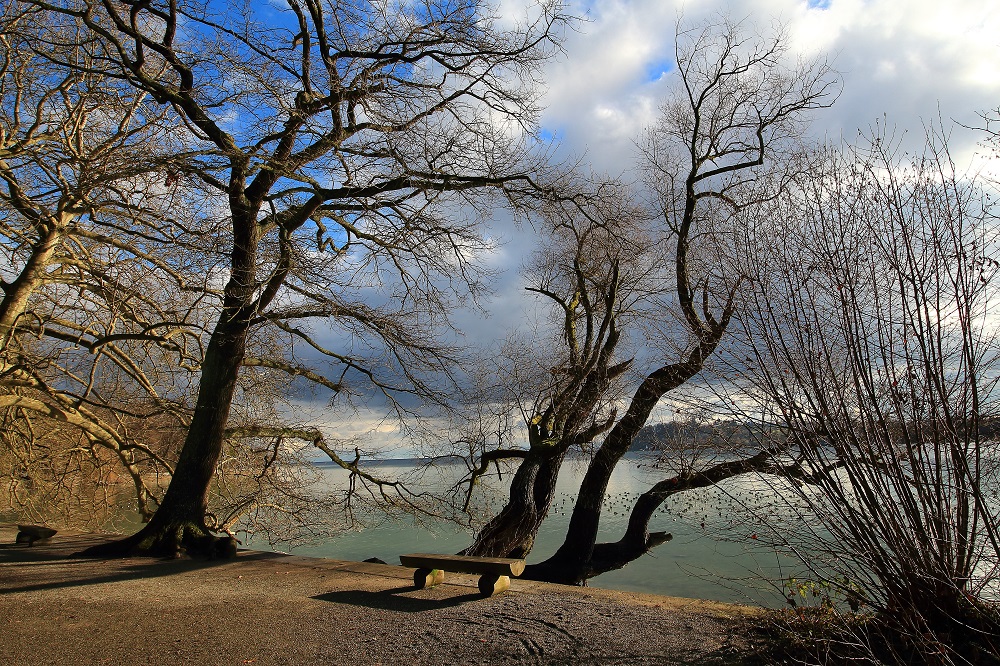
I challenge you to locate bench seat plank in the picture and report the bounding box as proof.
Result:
[399,553,525,577]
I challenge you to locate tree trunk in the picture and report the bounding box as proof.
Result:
[528,350,717,585]
[0,219,65,355]
[463,448,564,558]
[79,317,248,558]
[77,191,262,558]
[530,370,681,583]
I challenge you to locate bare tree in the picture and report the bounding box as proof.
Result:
[456,17,838,585]
[13,0,571,556]
[731,128,1000,664]
[0,10,212,523]
[455,179,648,559]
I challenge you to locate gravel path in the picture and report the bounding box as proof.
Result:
[0,525,757,665]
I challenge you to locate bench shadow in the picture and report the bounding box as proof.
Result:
[0,536,113,562]
[312,586,486,612]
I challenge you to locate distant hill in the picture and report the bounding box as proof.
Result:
[630,416,1000,453]
[629,419,775,452]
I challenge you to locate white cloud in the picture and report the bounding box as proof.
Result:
[285,0,1000,391]
[465,0,1000,349]
[533,0,999,174]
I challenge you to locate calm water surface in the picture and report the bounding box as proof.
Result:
[252,454,802,607]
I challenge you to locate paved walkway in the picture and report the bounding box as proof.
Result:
[0,525,756,665]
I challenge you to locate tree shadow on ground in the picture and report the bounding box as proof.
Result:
[0,538,288,595]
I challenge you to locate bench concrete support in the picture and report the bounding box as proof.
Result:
[413,568,445,589]
[15,525,57,546]
[477,574,510,596]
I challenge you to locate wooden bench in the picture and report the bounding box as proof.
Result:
[399,553,526,596]
[15,525,57,546]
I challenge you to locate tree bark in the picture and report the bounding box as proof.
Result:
[463,448,565,558]
[0,217,65,355]
[531,349,715,584]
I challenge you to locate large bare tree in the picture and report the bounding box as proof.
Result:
[14,0,570,556]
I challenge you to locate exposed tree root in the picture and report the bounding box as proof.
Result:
[77,520,237,559]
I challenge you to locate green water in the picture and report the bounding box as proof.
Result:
[251,455,803,607]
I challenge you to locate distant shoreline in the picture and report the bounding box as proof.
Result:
[306,450,658,467]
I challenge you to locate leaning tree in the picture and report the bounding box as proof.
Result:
[15,0,571,556]
[454,17,838,586]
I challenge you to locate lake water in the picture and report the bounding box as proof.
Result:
[250,454,802,607]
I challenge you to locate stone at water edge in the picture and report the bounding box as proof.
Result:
[15,524,57,546]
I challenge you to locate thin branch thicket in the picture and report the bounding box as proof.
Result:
[731,127,1000,665]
